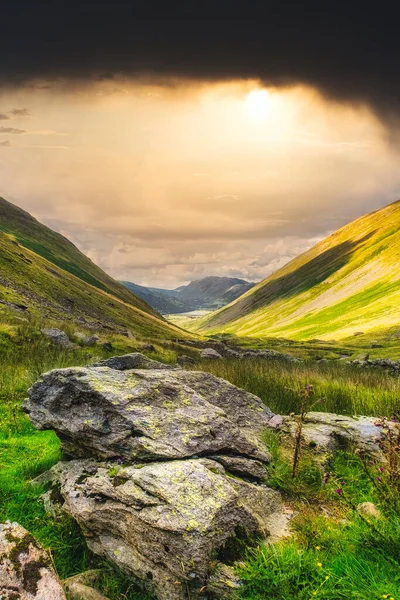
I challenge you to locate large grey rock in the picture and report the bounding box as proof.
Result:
[0,521,67,599]
[92,352,175,371]
[25,367,273,467]
[45,458,282,600]
[280,412,394,454]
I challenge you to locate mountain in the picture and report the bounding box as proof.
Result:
[120,281,190,314]
[121,276,255,314]
[0,196,188,339]
[196,199,400,340]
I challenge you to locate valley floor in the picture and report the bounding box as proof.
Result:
[1,319,399,598]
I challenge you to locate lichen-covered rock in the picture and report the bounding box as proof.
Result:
[0,521,67,599]
[25,367,273,463]
[45,459,282,600]
[280,412,394,454]
[92,352,175,371]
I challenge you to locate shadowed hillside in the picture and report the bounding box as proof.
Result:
[195,199,400,340]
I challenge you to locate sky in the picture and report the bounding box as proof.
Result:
[1,2,400,288]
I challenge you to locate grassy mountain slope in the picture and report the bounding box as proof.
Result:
[121,276,255,314]
[196,199,400,340]
[0,197,188,339]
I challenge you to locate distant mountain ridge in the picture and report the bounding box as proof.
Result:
[0,196,187,339]
[121,276,255,314]
[194,199,400,340]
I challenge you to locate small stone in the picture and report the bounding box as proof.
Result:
[41,328,75,348]
[141,343,155,352]
[177,354,196,366]
[200,348,222,359]
[357,502,381,519]
[75,332,101,347]
[102,342,113,352]
[267,414,284,429]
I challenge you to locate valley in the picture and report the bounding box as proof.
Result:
[1,196,400,600]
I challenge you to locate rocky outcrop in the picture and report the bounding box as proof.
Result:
[0,521,67,599]
[348,355,400,374]
[175,339,301,362]
[278,412,396,455]
[26,354,282,600]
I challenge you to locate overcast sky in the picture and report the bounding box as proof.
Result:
[1,3,400,287]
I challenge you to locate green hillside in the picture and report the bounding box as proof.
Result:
[0,197,188,340]
[196,199,400,340]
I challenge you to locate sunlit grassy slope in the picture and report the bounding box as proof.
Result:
[0,196,188,340]
[196,199,400,340]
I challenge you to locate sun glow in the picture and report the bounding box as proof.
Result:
[245,89,270,121]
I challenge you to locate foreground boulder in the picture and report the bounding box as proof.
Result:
[0,521,67,599]
[40,458,281,600]
[26,355,282,599]
[25,365,273,469]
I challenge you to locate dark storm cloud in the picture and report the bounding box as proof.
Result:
[1,1,399,121]
[0,126,25,134]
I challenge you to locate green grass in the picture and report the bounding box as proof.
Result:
[1,322,400,599]
[188,358,400,416]
[236,438,400,599]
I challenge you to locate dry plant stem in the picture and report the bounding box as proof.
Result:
[291,385,322,478]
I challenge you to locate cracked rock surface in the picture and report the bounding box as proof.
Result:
[25,363,273,468]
